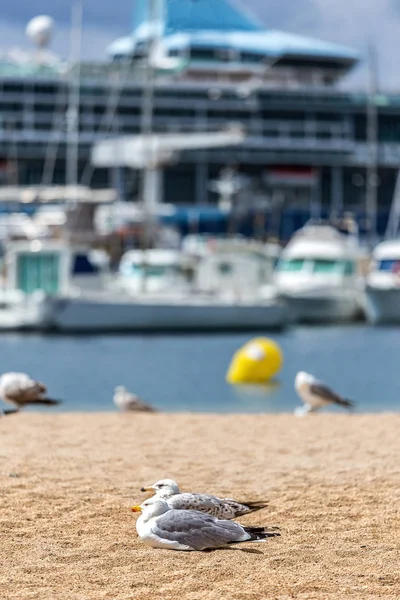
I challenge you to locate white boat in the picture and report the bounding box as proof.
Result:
[365,240,400,324]
[0,239,111,330]
[5,239,110,296]
[0,238,288,332]
[274,223,366,323]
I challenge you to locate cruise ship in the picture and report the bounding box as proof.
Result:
[0,0,398,238]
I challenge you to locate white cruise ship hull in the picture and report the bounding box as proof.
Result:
[38,294,289,332]
[365,285,400,324]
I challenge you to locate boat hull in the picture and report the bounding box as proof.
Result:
[278,290,362,324]
[365,286,400,324]
[40,295,289,333]
[0,294,53,331]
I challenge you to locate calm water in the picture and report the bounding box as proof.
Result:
[0,326,399,414]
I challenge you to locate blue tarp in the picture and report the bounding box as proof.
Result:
[160,205,228,224]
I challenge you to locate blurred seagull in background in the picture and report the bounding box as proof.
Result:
[140,478,269,519]
[0,372,61,411]
[113,386,157,412]
[294,371,354,416]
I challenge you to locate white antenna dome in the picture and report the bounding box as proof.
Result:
[26,15,54,48]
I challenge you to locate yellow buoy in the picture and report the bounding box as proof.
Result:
[226,337,283,384]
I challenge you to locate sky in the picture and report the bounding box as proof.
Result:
[0,0,398,89]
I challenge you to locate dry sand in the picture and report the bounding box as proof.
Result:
[0,413,399,600]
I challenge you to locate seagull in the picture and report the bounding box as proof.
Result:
[131,496,279,551]
[140,479,268,519]
[0,372,61,411]
[294,371,354,416]
[113,386,156,412]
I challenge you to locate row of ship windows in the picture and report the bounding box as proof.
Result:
[0,104,359,121]
[3,120,400,140]
[1,104,349,119]
[1,115,398,138]
[0,101,396,125]
[0,119,351,135]
[0,96,351,118]
[0,84,387,106]
[0,127,352,140]
[0,111,351,126]
[0,106,352,124]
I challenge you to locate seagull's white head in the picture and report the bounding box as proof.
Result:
[131,497,170,521]
[114,386,127,394]
[140,478,180,498]
[295,371,314,391]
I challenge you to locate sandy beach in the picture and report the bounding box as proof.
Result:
[0,413,399,599]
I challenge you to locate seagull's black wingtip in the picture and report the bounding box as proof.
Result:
[244,526,281,541]
[39,398,62,406]
[2,409,19,416]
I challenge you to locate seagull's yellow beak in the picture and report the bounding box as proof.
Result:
[131,505,142,513]
[140,486,155,493]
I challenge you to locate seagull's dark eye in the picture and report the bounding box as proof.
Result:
[158,484,165,487]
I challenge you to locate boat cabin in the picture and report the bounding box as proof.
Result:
[195,239,280,295]
[274,225,362,292]
[5,240,109,296]
[117,249,188,294]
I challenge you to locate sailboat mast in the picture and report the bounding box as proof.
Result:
[66,0,83,204]
[138,0,159,293]
[365,43,379,248]
[140,0,158,141]
[139,0,159,224]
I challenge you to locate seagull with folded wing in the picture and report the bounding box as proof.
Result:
[113,386,156,412]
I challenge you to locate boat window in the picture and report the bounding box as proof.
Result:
[277,259,305,272]
[128,265,177,277]
[218,262,233,275]
[146,266,176,277]
[377,259,400,272]
[73,254,100,274]
[17,253,60,295]
[343,260,355,275]
[312,259,340,273]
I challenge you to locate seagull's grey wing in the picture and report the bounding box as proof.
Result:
[152,510,248,550]
[167,493,235,518]
[134,400,156,412]
[123,392,156,412]
[309,381,354,408]
[2,380,43,403]
[168,493,256,519]
[0,374,55,407]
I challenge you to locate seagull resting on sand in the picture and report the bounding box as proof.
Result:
[140,479,268,519]
[113,386,156,412]
[131,496,279,551]
[0,372,61,411]
[294,371,354,416]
